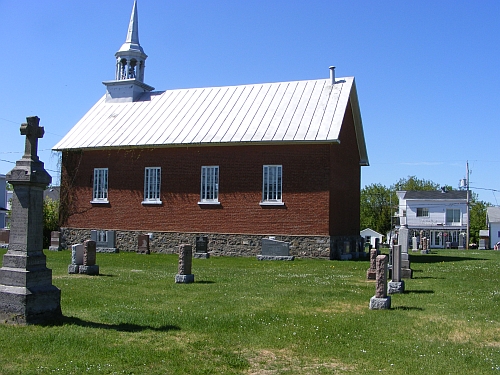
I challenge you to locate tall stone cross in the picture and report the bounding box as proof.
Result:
[20,116,44,161]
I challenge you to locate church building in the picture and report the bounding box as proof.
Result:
[53,1,369,259]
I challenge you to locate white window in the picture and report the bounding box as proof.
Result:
[199,166,219,204]
[143,167,161,204]
[446,209,461,224]
[92,168,108,203]
[261,165,283,205]
[416,208,429,217]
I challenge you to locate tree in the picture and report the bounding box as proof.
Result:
[43,197,59,249]
[360,183,393,235]
[391,175,440,192]
[469,194,490,245]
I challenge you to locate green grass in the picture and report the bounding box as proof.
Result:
[0,249,499,374]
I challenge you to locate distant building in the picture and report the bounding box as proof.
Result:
[52,1,369,258]
[360,228,383,248]
[396,189,468,248]
[486,207,500,249]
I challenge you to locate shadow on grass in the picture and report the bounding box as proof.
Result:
[409,255,488,264]
[412,276,445,280]
[393,306,424,311]
[45,316,181,332]
[404,290,434,294]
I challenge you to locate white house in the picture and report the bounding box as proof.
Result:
[360,228,383,248]
[0,175,6,228]
[396,189,468,248]
[486,207,500,249]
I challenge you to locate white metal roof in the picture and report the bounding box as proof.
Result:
[53,76,368,165]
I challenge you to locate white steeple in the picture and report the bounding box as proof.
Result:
[103,0,154,103]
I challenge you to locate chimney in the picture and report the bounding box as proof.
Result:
[329,66,336,85]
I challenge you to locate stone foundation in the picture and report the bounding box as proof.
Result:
[60,228,364,259]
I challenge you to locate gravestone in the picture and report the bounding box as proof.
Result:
[366,249,377,280]
[0,116,62,324]
[68,243,83,274]
[458,233,465,250]
[257,238,294,261]
[90,230,118,253]
[369,255,391,310]
[194,236,209,259]
[412,236,418,252]
[374,238,380,253]
[175,244,194,283]
[388,244,405,294]
[79,240,99,275]
[48,231,61,251]
[137,234,150,254]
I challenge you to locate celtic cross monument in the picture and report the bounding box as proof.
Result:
[0,116,62,324]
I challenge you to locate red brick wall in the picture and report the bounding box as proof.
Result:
[329,100,361,236]
[61,104,361,237]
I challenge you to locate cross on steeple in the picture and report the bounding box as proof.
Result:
[20,116,44,161]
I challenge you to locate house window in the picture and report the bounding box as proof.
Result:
[143,167,161,204]
[261,165,283,205]
[199,166,219,204]
[446,209,461,224]
[92,168,108,203]
[416,208,429,217]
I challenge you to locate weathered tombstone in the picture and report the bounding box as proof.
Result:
[257,238,294,261]
[421,237,429,254]
[0,116,62,324]
[366,249,377,280]
[90,229,118,253]
[458,233,465,250]
[79,240,99,275]
[388,245,405,294]
[369,255,391,310]
[48,231,61,251]
[194,236,209,259]
[68,243,84,274]
[137,234,150,254]
[175,244,194,283]
[412,236,418,252]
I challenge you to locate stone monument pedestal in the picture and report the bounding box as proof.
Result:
[0,116,62,324]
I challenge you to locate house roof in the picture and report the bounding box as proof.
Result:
[402,190,467,200]
[52,76,368,166]
[487,206,500,223]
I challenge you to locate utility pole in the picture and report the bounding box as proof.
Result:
[466,161,470,250]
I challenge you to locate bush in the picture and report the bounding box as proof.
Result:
[43,197,59,248]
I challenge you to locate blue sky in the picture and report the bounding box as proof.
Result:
[1,1,499,204]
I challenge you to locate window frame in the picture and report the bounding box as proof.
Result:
[260,165,284,206]
[446,208,461,224]
[416,207,429,217]
[198,166,220,205]
[91,168,109,204]
[142,167,162,205]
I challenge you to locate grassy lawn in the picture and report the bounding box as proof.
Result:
[0,249,499,374]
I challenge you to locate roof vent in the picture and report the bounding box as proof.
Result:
[329,66,336,85]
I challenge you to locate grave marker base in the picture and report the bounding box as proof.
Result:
[175,274,194,283]
[0,284,62,325]
[194,253,210,259]
[369,296,391,310]
[388,281,405,294]
[256,255,294,261]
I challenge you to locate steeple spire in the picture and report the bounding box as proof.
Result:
[115,0,147,81]
[121,0,144,55]
[103,0,154,103]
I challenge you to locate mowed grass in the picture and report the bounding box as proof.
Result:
[0,249,499,374]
